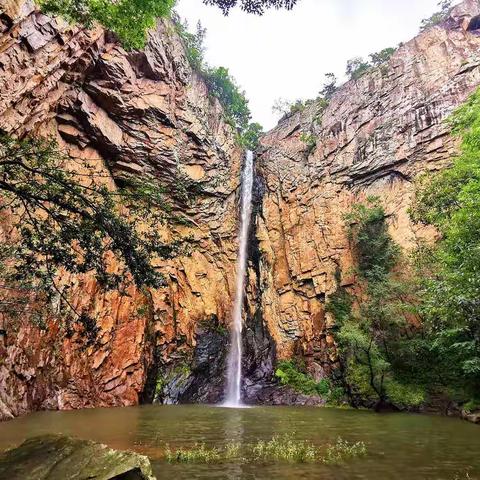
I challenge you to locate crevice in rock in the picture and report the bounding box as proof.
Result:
[242,159,277,404]
[467,14,480,31]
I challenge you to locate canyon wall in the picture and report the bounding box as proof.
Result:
[254,0,480,384]
[0,0,243,419]
[2,0,480,417]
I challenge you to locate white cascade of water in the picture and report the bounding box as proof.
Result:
[223,151,254,407]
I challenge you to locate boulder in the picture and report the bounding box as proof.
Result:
[0,434,156,480]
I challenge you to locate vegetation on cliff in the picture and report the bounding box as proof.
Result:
[39,0,176,49]
[328,94,480,410]
[174,18,263,147]
[410,86,480,406]
[420,0,452,31]
[38,0,298,50]
[327,198,426,410]
[275,360,343,402]
[0,135,191,330]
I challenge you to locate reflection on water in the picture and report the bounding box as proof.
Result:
[0,405,479,480]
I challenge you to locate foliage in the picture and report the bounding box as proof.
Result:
[369,47,396,67]
[240,122,264,150]
[344,48,395,81]
[205,66,251,131]
[346,57,371,81]
[463,399,480,413]
[39,0,175,50]
[165,443,222,462]
[0,135,187,327]
[325,286,353,324]
[165,435,367,464]
[174,18,262,146]
[344,197,400,281]
[203,0,297,15]
[328,198,427,408]
[252,434,317,462]
[299,132,316,153]
[322,437,367,465]
[319,73,338,100]
[275,360,342,402]
[39,0,299,49]
[174,17,207,71]
[410,86,480,399]
[419,0,452,31]
[272,98,307,117]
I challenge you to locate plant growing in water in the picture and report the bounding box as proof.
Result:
[165,435,367,464]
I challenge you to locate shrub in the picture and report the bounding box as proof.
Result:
[344,196,400,281]
[39,0,175,50]
[300,132,316,153]
[275,360,341,401]
[369,47,395,67]
[419,0,452,32]
[346,57,371,80]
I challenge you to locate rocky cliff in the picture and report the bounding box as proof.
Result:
[2,0,480,418]
[0,0,245,419]
[254,0,480,385]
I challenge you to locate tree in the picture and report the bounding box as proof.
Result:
[328,198,427,409]
[369,47,395,67]
[203,0,297,14]
[344,197,400,281]
[0,134,190,325]
[419,0,452,31]
[205,66,251,131]
[272,98,307,118]
[319,73,338,100]
[39,0,298,50]
[174,17,207,71]
[345,57,371,81]
[39,0,176,50]
[410,87,480,399]
[241,122,263,150]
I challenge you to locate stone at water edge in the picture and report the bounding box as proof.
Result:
[0,434,156,480]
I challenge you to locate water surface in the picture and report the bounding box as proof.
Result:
[0,405,479,479]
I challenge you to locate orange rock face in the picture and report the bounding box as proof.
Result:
[0,1,242,419]
[2,0,480,417]
[255,0,480,375]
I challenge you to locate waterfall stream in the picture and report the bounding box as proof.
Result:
[223,151,254,407]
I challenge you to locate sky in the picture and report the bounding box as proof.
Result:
[176,0,441,130]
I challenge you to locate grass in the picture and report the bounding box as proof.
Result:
[252,435,317,462]
[322,437,367,464]
[164,435,367,464]
[165,442,240,463]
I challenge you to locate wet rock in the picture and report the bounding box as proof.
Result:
[244,383,325,406]
[462,409,480,424]
[0,434,156,480]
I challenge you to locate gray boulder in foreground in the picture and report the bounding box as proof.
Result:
[0,434,156,480]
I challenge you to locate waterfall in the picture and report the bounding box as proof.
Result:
[223,151,254,407]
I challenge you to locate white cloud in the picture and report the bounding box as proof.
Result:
[176,0,441,130]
